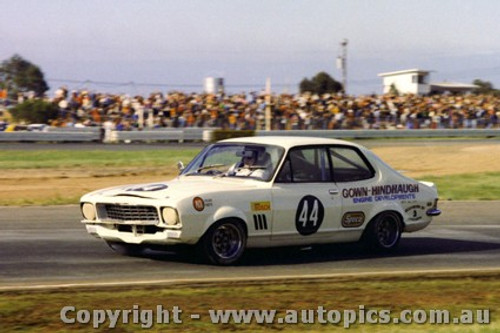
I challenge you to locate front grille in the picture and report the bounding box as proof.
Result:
[98,204,159,224]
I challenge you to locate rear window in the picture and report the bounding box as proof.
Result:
[329,147,374,182]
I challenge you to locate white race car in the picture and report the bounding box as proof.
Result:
[80,136,441,265]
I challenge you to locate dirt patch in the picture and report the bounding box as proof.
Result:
[1,143,500,205]
[0,168,177,205]
[371,144,500,177]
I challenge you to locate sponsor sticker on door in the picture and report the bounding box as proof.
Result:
[342,212,365,228]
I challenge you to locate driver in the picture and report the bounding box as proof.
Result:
[236,152,257,175]
[234,150,270,179]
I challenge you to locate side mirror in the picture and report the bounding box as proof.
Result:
[177,161,185,173]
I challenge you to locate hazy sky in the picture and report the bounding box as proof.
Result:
[2,0,500,95]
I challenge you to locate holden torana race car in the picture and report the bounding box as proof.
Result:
[80,136,441,265]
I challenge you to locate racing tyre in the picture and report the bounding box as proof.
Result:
[106,241,146,257]
[199,220,247,265]
[363,212,402,251]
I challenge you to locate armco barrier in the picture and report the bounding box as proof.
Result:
[46,127,101,133]
[110,129,184,143]
[255,129,500,139]
[0,127,499,143]
[109,128,213,143]
[0,127,213,143]
[0,129,101,142]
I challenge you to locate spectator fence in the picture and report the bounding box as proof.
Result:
[0,127,498,143]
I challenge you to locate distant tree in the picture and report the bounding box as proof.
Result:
[0,54,49,99]
[299,72,343,94]
[472,79,500,95]
[299,77,317,93]
[389,83,400,96]
[9,99,59,124]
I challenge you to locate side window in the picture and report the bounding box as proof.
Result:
[329,147,374,182]
[277,147,332,183]
[276,159,292,183]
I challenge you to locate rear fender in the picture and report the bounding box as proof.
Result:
[364,201,405,228]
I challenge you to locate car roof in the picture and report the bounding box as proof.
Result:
[220,136,364,150]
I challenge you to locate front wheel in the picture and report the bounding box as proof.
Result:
[363,212,402,251]
[199,220,247,265]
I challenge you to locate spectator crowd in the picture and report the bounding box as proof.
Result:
[4,87,500,131]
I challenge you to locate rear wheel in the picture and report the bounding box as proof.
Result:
[106,241,146,257]
[199,220,247,265]
[363,212,402,251]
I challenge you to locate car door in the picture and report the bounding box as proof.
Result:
[328,145,377,235]
[270,146,342,246]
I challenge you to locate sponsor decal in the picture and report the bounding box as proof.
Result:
[126,184,168,192]
[295,195,324,236]
[341,183,420,204]
[251,201,271,211]
[193,197,205,212]
[405,205,426,221]
[342,212,365,228]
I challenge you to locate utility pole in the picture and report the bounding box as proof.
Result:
[265,77,271,131]
[337,38,348,94]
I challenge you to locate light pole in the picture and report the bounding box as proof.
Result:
[337,38,348,94]
[265,77,271,131]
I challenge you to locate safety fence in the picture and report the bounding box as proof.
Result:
[255,129,500,139]
[0,127,498,143]
[0,127,101,142]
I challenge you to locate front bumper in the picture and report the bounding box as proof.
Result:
[84,223,191,245]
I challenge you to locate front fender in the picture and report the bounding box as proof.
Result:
[202,205,248,235]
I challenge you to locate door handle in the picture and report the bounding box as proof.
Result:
[329,189,339,195]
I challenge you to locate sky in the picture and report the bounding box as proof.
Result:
[1,0,500,96]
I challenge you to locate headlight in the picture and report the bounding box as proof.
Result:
[82,203,96,220]
[162,207,179,226]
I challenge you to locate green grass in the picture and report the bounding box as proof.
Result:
[0,149,499,203]
[422,172,500,201]
[0,149,200,169]
[1,271,499,332]
[2,195,83,206]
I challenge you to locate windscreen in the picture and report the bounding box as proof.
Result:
[181,143,284,181]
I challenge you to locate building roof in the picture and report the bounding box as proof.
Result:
[378,69,432,77]
[430,82,479,89]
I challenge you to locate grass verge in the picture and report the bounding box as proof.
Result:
[422,172,500,201]
[1,271,499,332]
[0,149,200,169]
[0,195,84,206]
[5,171,496,206]
[1,148,500,205]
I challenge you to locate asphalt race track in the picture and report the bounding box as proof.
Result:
[1,201,499,290]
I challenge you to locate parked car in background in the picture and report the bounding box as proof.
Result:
[27,124,48,132]
[4,124,28,132]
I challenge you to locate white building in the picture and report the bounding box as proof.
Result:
[203,77,225,94]
[378,69,431,95]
